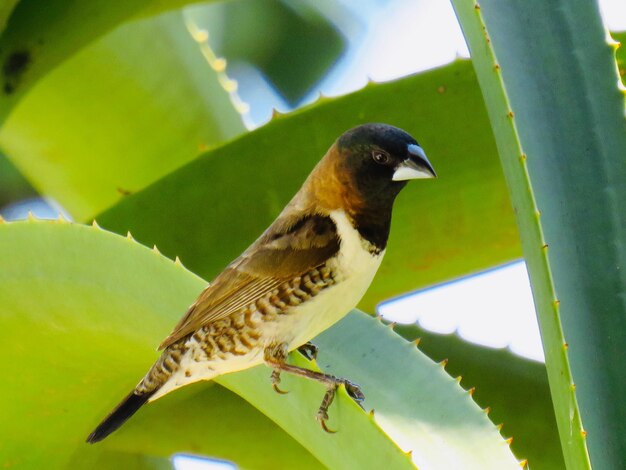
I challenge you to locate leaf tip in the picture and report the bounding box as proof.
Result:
[271,108,285,119]
[607,36,620,50]
[190,27,209,43]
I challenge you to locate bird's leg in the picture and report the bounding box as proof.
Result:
[264,343,365,433]
[297,341,319,361]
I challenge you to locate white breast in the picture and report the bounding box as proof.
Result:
[269,209,385,349]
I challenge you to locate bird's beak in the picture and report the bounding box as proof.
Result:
[392,144,437,181]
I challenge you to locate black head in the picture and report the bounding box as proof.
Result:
[336,123,436,206]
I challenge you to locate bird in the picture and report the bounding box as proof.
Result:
[86,123,436,443]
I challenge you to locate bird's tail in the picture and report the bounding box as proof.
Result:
[86,389,155,444]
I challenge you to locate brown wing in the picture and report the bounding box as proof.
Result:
[158,212,340,349]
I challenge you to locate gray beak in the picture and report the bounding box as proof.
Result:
[392,144,437,181]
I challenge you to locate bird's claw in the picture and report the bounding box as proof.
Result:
[343,380,365,407]
[271,370,289,394]
[273,383,289,394]
[297,342,319,361]
[316,409,337,434]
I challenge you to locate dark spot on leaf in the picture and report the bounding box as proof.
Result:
[4,50,30,77]
[117,187,133,196]
[3,50,31,94]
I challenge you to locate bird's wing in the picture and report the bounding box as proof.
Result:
[158,212,340,350]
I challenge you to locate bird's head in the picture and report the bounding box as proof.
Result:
[330,123,436,209]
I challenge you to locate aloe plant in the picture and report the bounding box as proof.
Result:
[451,0,626,468]
[0,219,520,469]
[0,0,624,468]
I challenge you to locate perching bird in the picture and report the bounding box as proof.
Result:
[87,123,436,443]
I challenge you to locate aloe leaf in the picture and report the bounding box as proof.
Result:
[98,60,521,312]
[0,8,246,220]
[395,324,564,470]
[0,220,320,469]
[0,220,519,469]
[0,0,19,35]
[0,152,36,209]
[189,0,346,104]
[451,1,626,468]
[0,0,210,121]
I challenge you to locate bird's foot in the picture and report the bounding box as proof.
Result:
[343,380,365,409]
[316,387,337,433]
[297,342,319,361]
[271,370,289,394]
[315,379,365,433]
[265,343,366,432]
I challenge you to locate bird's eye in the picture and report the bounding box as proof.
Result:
[372,151,389,164]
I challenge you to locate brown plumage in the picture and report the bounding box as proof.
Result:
[87,123,436,443]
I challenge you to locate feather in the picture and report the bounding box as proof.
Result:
[158,212,340,349]
[86,390,154,443]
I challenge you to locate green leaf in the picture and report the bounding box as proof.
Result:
[0,8,246,220]
[395,324,564,470]
[615,31,626,88]
[0,152,36,210]
[189,0,346,104]
[0,0,210,121]
[0,0,20,36]
[98,60,521,312]
[451,2,626,468]
[0,220,519,469]
[0,220,320,469]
